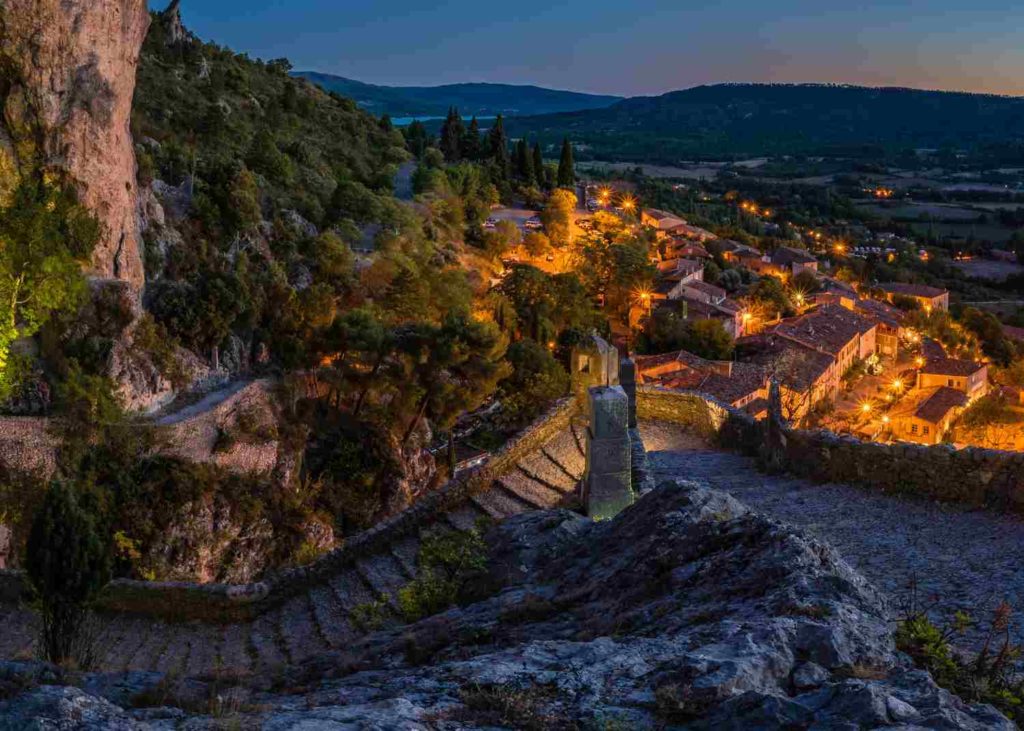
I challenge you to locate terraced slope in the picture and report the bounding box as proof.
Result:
[0,422,587,675]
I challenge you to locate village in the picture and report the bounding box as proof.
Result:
[488,180,1024,451]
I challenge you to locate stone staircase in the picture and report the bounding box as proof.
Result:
[0,422,588,676]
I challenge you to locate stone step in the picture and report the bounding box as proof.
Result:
[517,450,577,492]
[0,605,36,660]
[277,594,328,664]
[217,621,255,677]
[390,535,422,578]
[443,503,490,532]
[570,421,588,458]
[152,632,191,676]
[183,623,223,678]
[326,567,383,615]
[248,608,289,671]
[498,471,564,509]
[308,584,358,650]
[356,554,410,609]
[125,622,178,674]
[543,428,586,480]
[471,485,532,520]
[96,616,155,672]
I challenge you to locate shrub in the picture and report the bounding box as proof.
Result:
[397,527,487,622]
[26,482,111,667]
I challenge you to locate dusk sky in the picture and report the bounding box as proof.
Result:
[181,1,1024,97]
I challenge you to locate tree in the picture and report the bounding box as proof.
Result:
[791,269,820,295]
[439,107,465,162]
[745,275,794,319]
[486,114,510,179]
[532,143,545,189]
[515,139,534,185]
[404,120,430,158]
[26,481,111,666]
[557,137,575,188]
[498,339,569,427]
[227,166,262,233]
[485,220,522,259]
[523,231,552,259]
[0,180,97,401]
[463,117,482,161]
[541,188,577,248]
[395,315,510,445]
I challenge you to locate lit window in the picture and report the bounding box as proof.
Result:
[923,426,930,435]
[911,424,918,435]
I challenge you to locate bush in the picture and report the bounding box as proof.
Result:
[397,527,487,622]
[26,482,111,667]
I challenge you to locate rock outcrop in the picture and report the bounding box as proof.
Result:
[0,482,1009,728]
[0,0,150,290]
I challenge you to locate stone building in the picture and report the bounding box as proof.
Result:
[917,358,988,401]
[889,386,967,445]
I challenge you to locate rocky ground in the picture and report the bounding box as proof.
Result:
[642,420,1024,654]
[0,481,1010,729]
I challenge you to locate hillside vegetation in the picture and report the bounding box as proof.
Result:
[508,83,1024,161]
[293,72,622,118]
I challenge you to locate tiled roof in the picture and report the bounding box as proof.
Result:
[636,349,767,405]
[645,208,684,223]
[684,280,727,300]
[854,298,904,329]
[879,282,948,299]
[771,246,818,266]
[773,304,876,356]
[735,334,834,391]
[892,386,967,424]
[921,358,985,377]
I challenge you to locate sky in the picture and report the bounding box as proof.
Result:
[179,0,1024,97]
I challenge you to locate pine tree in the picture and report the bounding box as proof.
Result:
[557,137,575,188]
[27,481,111,666]
[463,116,482,160]
[404,120,430,158]
[532,143,545,188]
[439,107,465,162]
[486,115,510,179]
[379,114,393,134]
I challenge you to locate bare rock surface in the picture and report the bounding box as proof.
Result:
[0,482,1009,728]
[0,0,150,289]
[642,419,1024,654]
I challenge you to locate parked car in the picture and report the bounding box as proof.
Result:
[524,217,543,230]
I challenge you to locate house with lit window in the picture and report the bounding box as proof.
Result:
[772,304,878,377]
[636,349,769,416]
[642,208,687,237]
[917,358,988,401]
[889,386,967,445]
[878,282,949,312]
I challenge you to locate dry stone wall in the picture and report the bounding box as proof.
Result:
[638,386,1024,513]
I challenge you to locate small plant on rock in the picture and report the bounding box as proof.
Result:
[397,527,487,622]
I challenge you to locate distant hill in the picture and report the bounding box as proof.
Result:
[293,72,622,118]
[504,83,1024,161]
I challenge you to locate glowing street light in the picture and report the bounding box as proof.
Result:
[891,378,903,391]
[915,356,925,368]
[860,402,872,415]
[882,415,891,425]
[621,195,637,213]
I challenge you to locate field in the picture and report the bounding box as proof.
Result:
[855,202,985,221]
[953,259,1024,282]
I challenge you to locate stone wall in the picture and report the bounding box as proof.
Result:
[637,386,763,457]
[0,418,60,479]
[637,386,1024,514]
[7,397,583,623]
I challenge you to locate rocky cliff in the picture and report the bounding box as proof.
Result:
[0,0,149,290]
[0,482,1009,728]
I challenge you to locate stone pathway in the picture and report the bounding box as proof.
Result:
[641,420,1024,652]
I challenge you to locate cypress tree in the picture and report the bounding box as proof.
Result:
[379,114,393,134]
[463,116,482,160]
[532,143,545,188]
[27,482,111,666]
[515,139,534,185]
[404,120,430,158]
[486,114,510,179]
[557,137,575,188]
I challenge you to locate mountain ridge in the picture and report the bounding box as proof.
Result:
[293,70,623,117]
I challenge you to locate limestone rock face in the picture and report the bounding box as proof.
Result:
[0,0,150,290]
[0,482,1010,728]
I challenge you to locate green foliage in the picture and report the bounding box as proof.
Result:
[351,595,390,632]
[638,305,734,360]
[26,481,111,666]
[498,339,569,427]
[499,265,601,342]
[397,527,487,622]
[746,275,794,318]
[556,138,575,188]
[540,188,576,248]
[896,597,1024,720]
[0,179,97,400]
